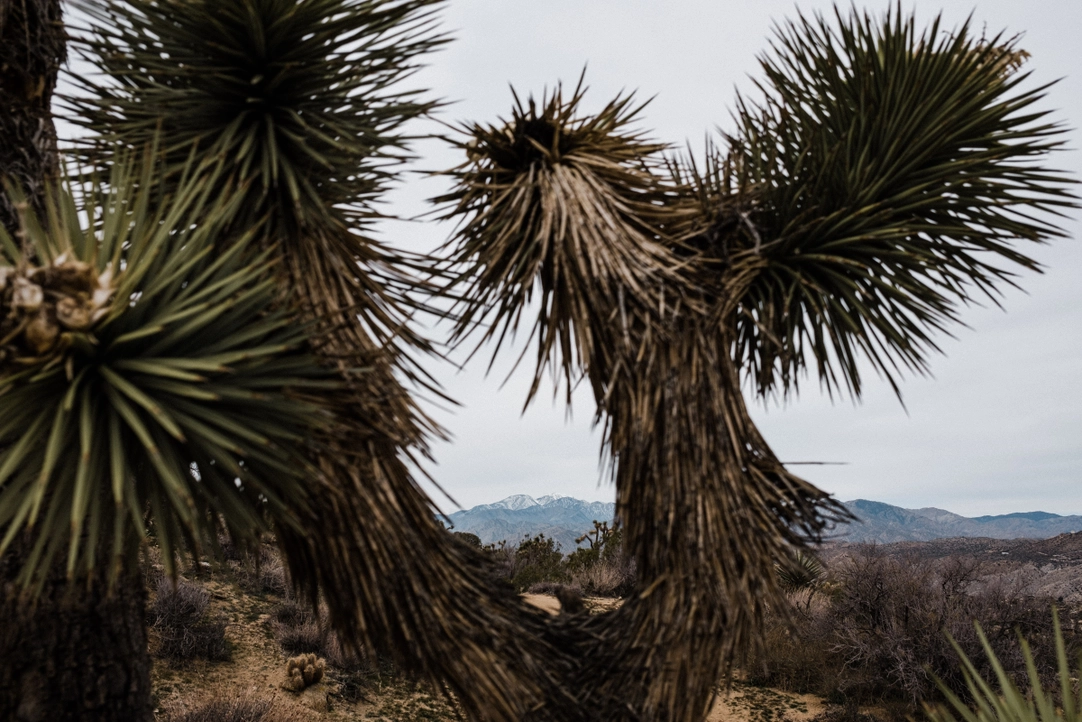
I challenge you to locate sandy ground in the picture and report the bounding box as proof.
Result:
[151,576,347,719]
[706,681,826,722]
[521,593,562,615]
[153,584,829,721]
[151,571,459,721]
[522,592,623,616]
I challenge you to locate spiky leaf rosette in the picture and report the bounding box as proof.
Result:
[438,80,697,406]
[66,0,446,406]
[776,548,824,593]
[926,610,1081,722]
[0,163,333,590]
[697,7,1075,400]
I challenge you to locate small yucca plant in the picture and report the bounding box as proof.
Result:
[776,549,825,594]
[927,610,1081,722]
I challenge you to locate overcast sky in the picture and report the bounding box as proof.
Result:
[370,0,1082,518]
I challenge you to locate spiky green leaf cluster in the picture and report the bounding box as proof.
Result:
[687,7,1075,399]
[0,162,334,589]
[927,610,1082,722]
[67,0,447,358]
[438,79,694,405]
[69,0,443,233]
[775,548,824,593]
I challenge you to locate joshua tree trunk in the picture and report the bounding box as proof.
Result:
[0,546,153,722]
[0,0,65,227]
[1,2,154,719]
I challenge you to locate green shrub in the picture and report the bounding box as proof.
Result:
[452,531,482,549]
[504,534,567,592]
[567,522,635,596]
[480,523,636,596]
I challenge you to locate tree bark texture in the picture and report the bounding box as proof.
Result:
[0,0,66,233]
[1,3,154,720]
[0,553,153,722]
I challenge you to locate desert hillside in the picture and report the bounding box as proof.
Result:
[148,532,1082,722]
[147,542,830,722]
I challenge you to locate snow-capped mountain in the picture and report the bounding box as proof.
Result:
[445,495,616,551]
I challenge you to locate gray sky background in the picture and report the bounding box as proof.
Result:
[377,0,1082,517]
[54,1,1081,517]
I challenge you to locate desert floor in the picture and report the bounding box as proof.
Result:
[153,581,832,721]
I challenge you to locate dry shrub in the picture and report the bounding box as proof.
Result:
[270,597,315,628]
[828,549,1067,705]
[277,621,323,656]
[215,533,245,563]
[748,594,839,696]
[269,595,324,656]
[485,531,637,597]
[164,693,306,722]
[324,633,381,703]
[150,577,230,662]
[150,577,209,627]
[235,544,288,595]
[571,555,636,597]
[748,546,1078,716]
[142,544,166,589]
[527,581,583,597]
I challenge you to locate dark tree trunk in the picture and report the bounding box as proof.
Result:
[1,3,154,720]
[0,0,66,230]
[0,551,153,722]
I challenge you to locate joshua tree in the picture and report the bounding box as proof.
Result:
[1,0,156,717]
[0,1,1074,721]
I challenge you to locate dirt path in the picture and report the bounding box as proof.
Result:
[707,682,826,722]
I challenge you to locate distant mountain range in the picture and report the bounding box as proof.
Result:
[444,495,1082,549]
[837,499,1082,544]
[445,495,616,551]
